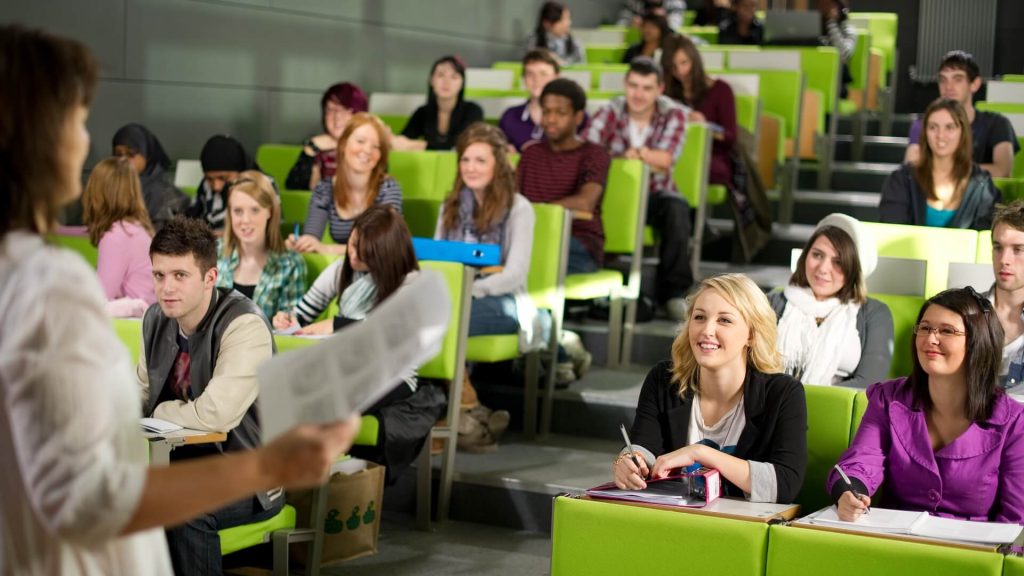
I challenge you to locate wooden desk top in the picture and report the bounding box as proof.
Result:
[579,494,801,523]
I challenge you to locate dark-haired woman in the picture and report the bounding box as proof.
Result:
[622,12,674,64]
[286,82,369,190]
[880,99,1001,231]
[112,123,188,230]
[392,56,484,152]
[769,214,894,388]
[273,205,442,481]
[0,24,354,574]
[528,2,586,66]
[830,287,1024,524]
[717,0,764,46]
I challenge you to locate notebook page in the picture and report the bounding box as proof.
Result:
[914,515,1023,544]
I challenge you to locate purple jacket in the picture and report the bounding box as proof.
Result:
[828,378,1024,524]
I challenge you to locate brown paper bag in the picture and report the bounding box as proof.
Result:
[288,461,385,566]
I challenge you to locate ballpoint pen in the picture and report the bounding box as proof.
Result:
[834,464,870,513]
[293,222,300,239]
[619,424,646,480]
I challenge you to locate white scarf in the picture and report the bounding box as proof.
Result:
[776,285,861,386]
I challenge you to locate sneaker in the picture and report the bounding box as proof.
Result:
[665,297,689,322]
[555,361,577,386]
[486,409,511,439]
[573,350,592,380]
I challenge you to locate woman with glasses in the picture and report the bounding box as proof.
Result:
[828,287,1024,524]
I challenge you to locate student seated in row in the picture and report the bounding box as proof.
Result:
[830,288,1024,524]
[273,206,443,482]
[717,0,764,46]
[905,51,1019,179]
[613,274,808,504]
[529,2,586,66]
[770,214,894,388]
[286,82,369,191]
[186,135,264,232]
[499,49,562,152]
[392,55,484,152]
[880,98,1001,231]
[136,217,282,575]
[618,0,686,30]
[81,156,157,318]
[112,123,188,230]
[983,201,1024,392]
[215,170,306,319]
[517,78,610,275]
[289,113,403,254]
[622,12,675,64]
[586,57,692,320]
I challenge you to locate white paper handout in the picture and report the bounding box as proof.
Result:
[140,417,183,434]
[257,270,451,442]
[800,506,1024,545]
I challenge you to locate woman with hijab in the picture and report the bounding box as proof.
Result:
[112,123,188,230]
[185,135,263,232]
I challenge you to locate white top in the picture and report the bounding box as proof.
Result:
[688,395,777,503]
[0,232,172,576]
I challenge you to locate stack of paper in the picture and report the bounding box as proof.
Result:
[802,506,1023,545]
[140,417,183,434]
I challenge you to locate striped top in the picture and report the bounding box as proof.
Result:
[303,177,403,245]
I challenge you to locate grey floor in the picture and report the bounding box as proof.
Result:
[323,515,551,576]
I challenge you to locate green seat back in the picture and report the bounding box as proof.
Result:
[404,198,441,238]
[787,47,839,128]
[300,253,341,320]
[180,185,198,198]
[390,150,441,201]
[279,190,311,228]
[994,177,1022,203]
[734,93,759,134]
[849,12,898,73]
[586,44,628,64]
[465,335,520,363]
[552,496,769,576]
[870,293,925,379]
[977,229,993,264]
[675,122,715,207]
[1005,75,1024,83]
[112,318,143,364]
[848,31,872,96]
[256,144,303,189]
[1017,145,1024,179]
[603,159,645,254]
[976,102,1024,114]
[1005,555,1024,576]
[852,390,869,439]
[727,69,802,140]
[527,203,568,311]
[679,26,719,44]
[52,234,98,267]
[378,115,408,134]
[418,260,466,381]
[798,385,857,513]
[432,151,458,203]
[766,524,1003,576]
[220,504,296,556]
[862,222,979,296]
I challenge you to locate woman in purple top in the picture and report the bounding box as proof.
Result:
[81,156,157,317]
[829,288,1024,524]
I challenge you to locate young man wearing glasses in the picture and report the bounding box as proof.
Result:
[984,201,1024,391]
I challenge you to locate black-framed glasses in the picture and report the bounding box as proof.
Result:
[913,324,966,339]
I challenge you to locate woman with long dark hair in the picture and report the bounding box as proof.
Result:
[391,55,484,151]
[830,288,1024,524]
[528,2,586,65]
[880,98,1000,230]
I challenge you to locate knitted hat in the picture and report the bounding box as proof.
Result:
[815,213,878,278]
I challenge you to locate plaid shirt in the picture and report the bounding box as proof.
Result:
[216,240,307,320]
[585,95,687,196]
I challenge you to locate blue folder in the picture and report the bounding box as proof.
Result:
[413,238,501,267]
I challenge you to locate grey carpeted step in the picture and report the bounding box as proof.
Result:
[833,135,910,163]
[798,161,898,192]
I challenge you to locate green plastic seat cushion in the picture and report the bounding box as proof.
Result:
[564,269,623,301]
[52,234,99,267]
[256,144,302,188]
[220,504,296,556]
[838,99,859,116]
[466,334,520,363]
[112,318,143,363]
[354,414,380,446]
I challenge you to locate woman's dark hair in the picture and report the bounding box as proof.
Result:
[426,55,467,110]
[337,205,419,306]
[641,11,673,42]
[150,215,218,273]
[909,288,1003,422]
[535,2,576,57]
[790,225,866,304]
[914,98,974,202]
[665,35,710,107]
[0,25,98,237]
[320,82,368,131]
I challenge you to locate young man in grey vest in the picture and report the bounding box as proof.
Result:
[136,216,279,576]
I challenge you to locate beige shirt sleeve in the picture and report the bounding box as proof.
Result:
[136,329,150,410]
[153,314,272,432]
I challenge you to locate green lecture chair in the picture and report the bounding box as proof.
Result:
[765,524,1003,576]
[849,12,898,134]
[551,496,770,576]
[851,390,869,440]
[675,122,720,278]
[1005,555,1024,576]
[798,385,857,513]
[862,222,979,297]
[870,293,923,379]
[463,203,572,438]
[585,44,628,64]
[389,150,442,201]
[280,190,312,230]
[52,233,98,267]
[256,144,303,189]
[564,160,650,367]
[977,229,993,264]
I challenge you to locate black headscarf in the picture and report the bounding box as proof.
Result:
[199,135,257,172]
[112,123,172,178]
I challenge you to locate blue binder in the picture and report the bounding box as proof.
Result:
[412,238,501,267]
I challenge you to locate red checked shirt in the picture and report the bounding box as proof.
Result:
[584,95,687,197]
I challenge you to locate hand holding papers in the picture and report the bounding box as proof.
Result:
[257,270,451,442]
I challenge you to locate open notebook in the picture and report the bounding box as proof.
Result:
[801,506,1023,545]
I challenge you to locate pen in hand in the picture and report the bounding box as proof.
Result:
[619,424,646,481]
[834,464,870,514]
